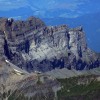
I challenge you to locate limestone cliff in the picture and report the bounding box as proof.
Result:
[0,17,99,72]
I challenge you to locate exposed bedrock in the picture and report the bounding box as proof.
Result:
[0,17,99,72]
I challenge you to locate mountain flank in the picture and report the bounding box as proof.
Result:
[0,16,99,72]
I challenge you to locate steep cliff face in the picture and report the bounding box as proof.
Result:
[0,17,99,72]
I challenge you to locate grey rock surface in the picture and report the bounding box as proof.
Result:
[0,17,99,72]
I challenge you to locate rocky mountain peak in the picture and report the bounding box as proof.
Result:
[0,17,99,72]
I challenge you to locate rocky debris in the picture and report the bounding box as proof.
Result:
[0,17,99,72]
[46,67,100,79]
[0,60,60,100]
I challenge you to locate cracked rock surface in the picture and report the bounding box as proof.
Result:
[0,17,99,72]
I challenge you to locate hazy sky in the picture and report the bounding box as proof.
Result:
[0,0,100,18]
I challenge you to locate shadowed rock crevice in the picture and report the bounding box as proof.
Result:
[25,40,30,54]
[4,39,11,60]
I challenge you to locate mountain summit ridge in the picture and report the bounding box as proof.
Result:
[0,16,99,72]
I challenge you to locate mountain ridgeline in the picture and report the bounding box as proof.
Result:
[0,16,99,72]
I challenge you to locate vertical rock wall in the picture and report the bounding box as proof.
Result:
[0,17,99,72]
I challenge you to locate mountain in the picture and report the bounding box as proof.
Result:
[0,16,100,100]
[0,0,100,52]
[0,17,99,73]
[1,55,100,100]
[42,12,100,52]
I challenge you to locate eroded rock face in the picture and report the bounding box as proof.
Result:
[0,17,99,72]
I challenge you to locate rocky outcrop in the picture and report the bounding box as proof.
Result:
[0,17,99,72]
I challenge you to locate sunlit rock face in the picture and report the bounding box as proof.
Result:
[29,26,68,61]
[0,17,99,72]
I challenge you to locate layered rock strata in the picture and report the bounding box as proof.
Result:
[0,17,99,72]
